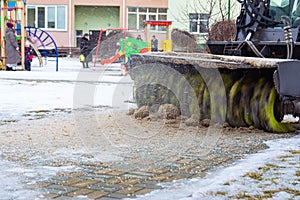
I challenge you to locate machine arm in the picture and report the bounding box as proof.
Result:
[236,0,280,41]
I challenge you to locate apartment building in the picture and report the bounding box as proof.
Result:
[26,0,168,48]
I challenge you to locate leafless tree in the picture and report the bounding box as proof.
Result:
[171,0,239,41]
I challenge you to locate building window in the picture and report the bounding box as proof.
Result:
[127,7,167,31]
[27,5,67,30]
[189,13,209,34]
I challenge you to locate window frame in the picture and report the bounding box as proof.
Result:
[127,7,168,31]
[189,13,209,34]
[26,5,67,31]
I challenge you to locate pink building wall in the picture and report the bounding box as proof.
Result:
[26,0,168,48]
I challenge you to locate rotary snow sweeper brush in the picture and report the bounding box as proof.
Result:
[127,53,300,133]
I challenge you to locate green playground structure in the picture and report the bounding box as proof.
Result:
[119,37,149,59]
[100,37,148,65]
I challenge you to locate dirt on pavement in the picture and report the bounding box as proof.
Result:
[0,108,296,199]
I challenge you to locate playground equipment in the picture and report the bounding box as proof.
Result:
[93,28,144,66]
[27,39,43,67]
[0,1,58,71]
[1,0,26,70]
[144,20,172,52]
[94,21,173,66]
[26,26,58,71]
[100,37,148,65]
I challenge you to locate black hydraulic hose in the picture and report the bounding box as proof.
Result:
[236,6,256,29]
[236,0,277,30]
[244,0,281,26]
[237,1,267,30]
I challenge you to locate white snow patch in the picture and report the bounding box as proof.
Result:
[0,57,135,121]
[0,159,81,200]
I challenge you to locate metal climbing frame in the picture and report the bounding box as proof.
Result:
[25,26,59,71]
[0,0,26,70]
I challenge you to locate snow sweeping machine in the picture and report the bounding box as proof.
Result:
[127,0,300,133]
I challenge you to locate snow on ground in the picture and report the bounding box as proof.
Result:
[0,159,83,200]
[0,57,135,121]
[133,135,300,200]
